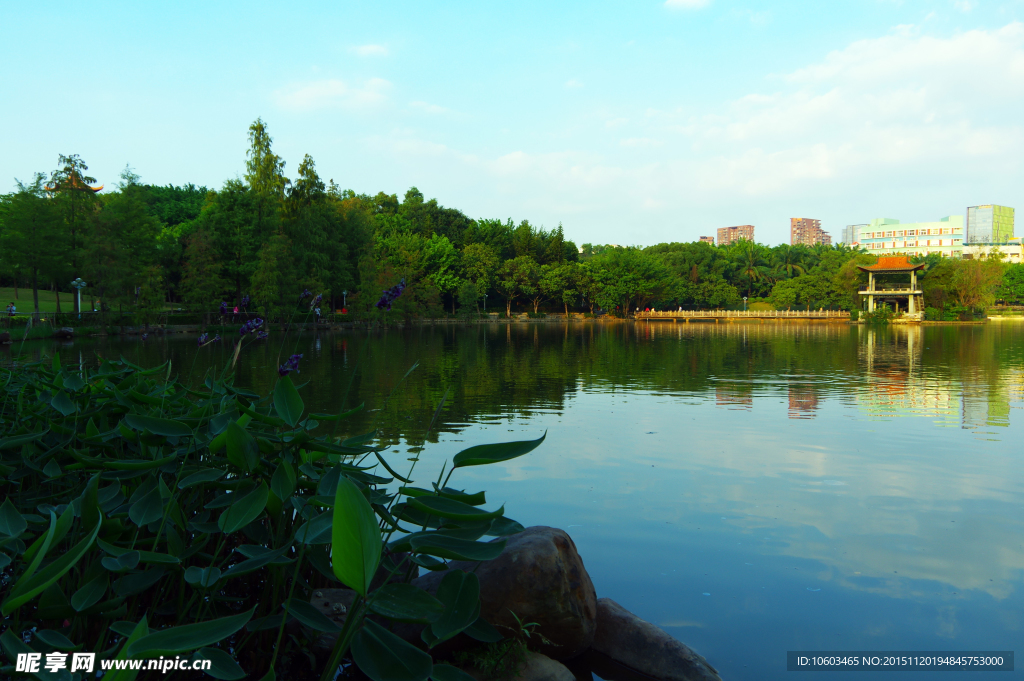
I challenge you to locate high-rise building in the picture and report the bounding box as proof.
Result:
[858,215,963,258]
[790,218,831,246]
[966,205,1015,244]
[842,224,867,246]
[699,236,715,245]
[717,225,755,245]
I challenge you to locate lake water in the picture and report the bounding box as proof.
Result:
[8,321,1023,680]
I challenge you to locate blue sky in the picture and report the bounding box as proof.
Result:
[3,0,1024,246]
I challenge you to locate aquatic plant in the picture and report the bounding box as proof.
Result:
[376,279,406,311]
[0,353,543,680]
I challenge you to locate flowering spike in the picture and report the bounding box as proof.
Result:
[375,278,406,311]
[278,353,303,377]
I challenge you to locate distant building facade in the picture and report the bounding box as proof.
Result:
[717,225,755,245]
[790,218,831,246]
[842,224,866,246]
[962,241,1024,263]
[857,216,964,258]
[966,205,1015,244]
[699,235,715,245]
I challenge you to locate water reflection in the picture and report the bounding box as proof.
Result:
[4,322,1024,680]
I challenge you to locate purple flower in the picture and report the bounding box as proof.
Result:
[375,279,406,311]
[212,334,221,343]
[309,293,323,310]
[198,333,208,346]
[240,295,250,308]
[278,354,303,377]
[239,318,265,335]
[298,289,312,303]
[219,302,229,315]
[256,330,269,340]
[141,333,149,341]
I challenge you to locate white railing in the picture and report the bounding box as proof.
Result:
[636,310,848,318]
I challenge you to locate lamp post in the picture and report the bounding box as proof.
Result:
[71,278,87,318]
[743,296,748,311]
[342,290,347,312]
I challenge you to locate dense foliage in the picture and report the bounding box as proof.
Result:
[0,119,1017,320]
[0,344,545,680]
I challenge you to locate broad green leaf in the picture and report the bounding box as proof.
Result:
[282,598,341,632]
[184,566,222,588]
[101,551,141,572]
[451,432,546,468]
[129,487,164,527]
[50,390,77,416]
[22,505,74,565]
[127,608,255,658]
[409,535,506,562]
[0,498,27,537]
[43,459,61,477]
[80,473,102,530]
[124,414,192,437]
[430,571,481,644]
[193,647,246,680]
[103,617,149,681]
[1,628,67,681]
[2,516,101,616]
[294,512,333,545]
[34,629,77,651]
[179,469,227,488]
[408,497,504,523]
[463,616,503,643]
[486,517,525,537]
[217,482,269,534]
[331,475,382,596]
[431,665,478,681]
[351,619,433,681]
[112,568,166,597]
[368,583,444,623]
[0,428,48,451]
[434,487,486,506]
[273,375,304,427]
[224,422,259,472]
[11,511,56,595]
[222,545,291,579]
[71,573,108,611]
[270,460,296,501]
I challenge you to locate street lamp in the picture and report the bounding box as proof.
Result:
[743,296,748,311]
[342,290,348,313]
[71,278,87,318]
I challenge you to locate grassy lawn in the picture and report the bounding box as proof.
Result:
[0,287,75,313]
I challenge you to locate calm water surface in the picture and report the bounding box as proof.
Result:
[7,322,1023,680]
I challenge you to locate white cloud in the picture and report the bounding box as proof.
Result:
[730,8,771,25]
[273,78,391,111]
[408,100,453,115]
[665,0,710,8]
[351,44,389,57]
[565,79,584,89]
[954,0,974,12]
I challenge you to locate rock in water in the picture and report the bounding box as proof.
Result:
[592,598,721,681]
[414,526,597,659]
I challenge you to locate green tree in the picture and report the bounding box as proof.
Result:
[457,279,480,313]
[497,255,539,316]
[250,230,295,322]
[179,228,227,313]
[729,240,770,298]
[48,154,101,312]
[462,243,500,293]
[592,248,667,315]
[541,262,580,316]
[422,234,461,313]
[0,174,61,314]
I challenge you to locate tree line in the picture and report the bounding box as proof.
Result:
[0,119,1018,321]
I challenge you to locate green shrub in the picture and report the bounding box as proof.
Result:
[0,352,542,679]
[865,305,894,324]
[850,309,860,321]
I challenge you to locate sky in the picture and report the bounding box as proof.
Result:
[3,0,1024,247]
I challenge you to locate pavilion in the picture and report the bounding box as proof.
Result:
[857,256,925,316]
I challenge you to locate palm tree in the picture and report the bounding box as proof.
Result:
[772,244,807,281]
[730,240,770,298]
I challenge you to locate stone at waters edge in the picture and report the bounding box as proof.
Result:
[462,651,576,681]
[412,526,598,660]
[592,598,722,681]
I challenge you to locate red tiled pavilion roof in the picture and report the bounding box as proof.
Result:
[857,256,925,272]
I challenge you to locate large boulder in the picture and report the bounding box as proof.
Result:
[462,651,576,681]
[592,598,721,681]
[414,526,597,660]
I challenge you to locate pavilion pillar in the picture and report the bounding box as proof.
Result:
[909,294,916,314]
